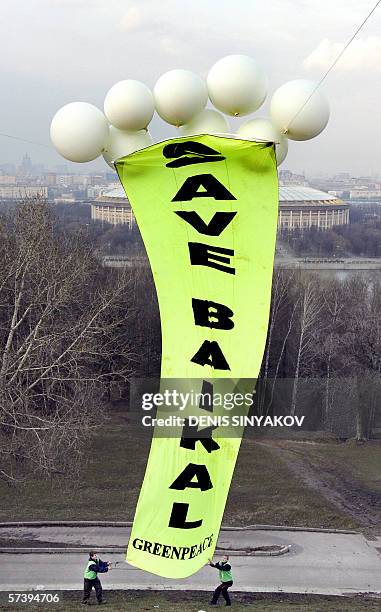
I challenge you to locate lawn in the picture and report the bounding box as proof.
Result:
[1,410,378,530]
[288,440,381,493]
[1,591,380,611]
[223,438,358,530]
[265,438,381,530]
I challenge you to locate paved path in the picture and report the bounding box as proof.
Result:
[0,527,380,596]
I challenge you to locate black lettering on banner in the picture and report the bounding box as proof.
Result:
[180,421,220,453]
[192,298,234,330]
[191,340,231,370]
[180,547,190,560]
[169,463,213,491]
[172,174,236,202]
[143,540,152,553]
[161,139,239,537]
[163,141,226,168]
[174,211,236,236]
[189,242,235,274]
[189,545,198,558]
[168,503,203,529]
[132,536,214,558]
[180,380,220,453]
[200,379,213,412]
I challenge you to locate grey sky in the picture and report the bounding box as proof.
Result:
[0,0,380,175]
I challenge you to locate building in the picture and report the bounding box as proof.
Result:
[53,194,76,204]
[57,175,74,187]
[278,186,349,231]
[0,175,16,185]
[19,153,33,176]
[349,188,381,200]
[91,185,349,231]
[91,187,134,227]
[0,185,48,200]
[43,173,57,186]
[278,169,309,187]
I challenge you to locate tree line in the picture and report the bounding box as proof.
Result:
[0,200,159,483]
[257,269,381,441]
[281,204,381,258]
[0,200,379,484]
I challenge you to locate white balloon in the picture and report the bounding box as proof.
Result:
[154,69,208,126]
[104,80,154,131]
[270,79,330,141]
[50,102,109,163]
[237,117,288,165]
[179,109,230,136]
[102,126,152,168]
[207,55,267,117]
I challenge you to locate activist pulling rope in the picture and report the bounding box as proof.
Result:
[82,551,112,606]
[208,555,234,607]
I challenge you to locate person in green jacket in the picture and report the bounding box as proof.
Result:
[82,551,112,605]
[208,555,233,606]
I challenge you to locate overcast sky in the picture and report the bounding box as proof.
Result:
[0,0,380,175]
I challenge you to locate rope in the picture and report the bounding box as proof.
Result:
[284,0,381,133]
[0,132,50,148]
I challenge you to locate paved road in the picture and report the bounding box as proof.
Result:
[0,527,380,596]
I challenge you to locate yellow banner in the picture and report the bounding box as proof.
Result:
[116,135,278,578]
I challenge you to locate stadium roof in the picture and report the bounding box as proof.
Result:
[279,186,339,202]
[97,185,340,203]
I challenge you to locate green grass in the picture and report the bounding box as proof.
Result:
[223,438,357,530]
[1,411,378,530]
[0,413,150,522]
[289,440,381,493]
[1,591,380,611]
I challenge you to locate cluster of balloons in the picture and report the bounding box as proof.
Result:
[50,54,330,168]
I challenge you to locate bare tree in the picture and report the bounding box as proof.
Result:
[317,280,345,429]
[257,270,294,414]
[258,269,299,415]
[290,277,322,416]
[0,200,135,482]
[338,277,381,439]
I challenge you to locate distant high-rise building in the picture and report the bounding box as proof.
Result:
[19,153,33,176]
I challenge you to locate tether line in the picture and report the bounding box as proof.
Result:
[0,132,50,148]
[285,0,381,133]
